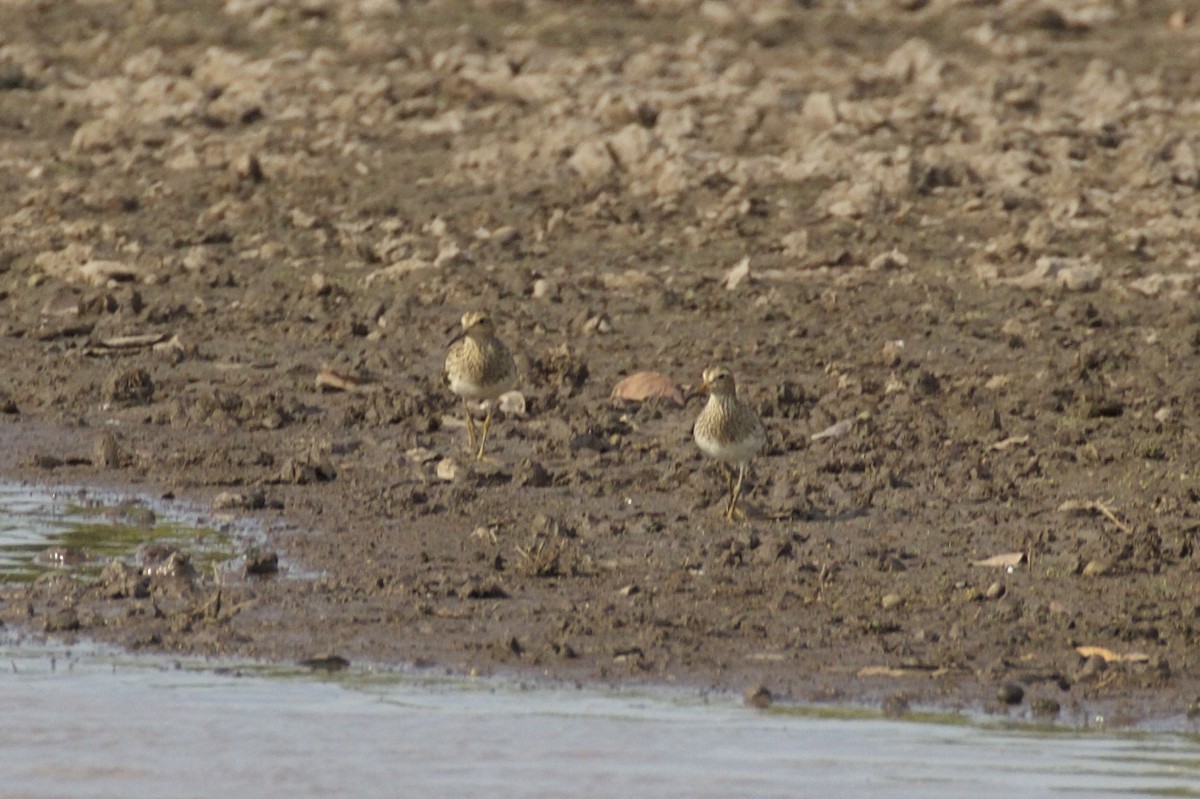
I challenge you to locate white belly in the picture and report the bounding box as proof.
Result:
[695,428,764,464]
[447,373,512,401]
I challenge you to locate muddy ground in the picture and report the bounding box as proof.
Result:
[3,0,1200,723]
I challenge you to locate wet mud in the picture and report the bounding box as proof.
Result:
[3,0,1200,722]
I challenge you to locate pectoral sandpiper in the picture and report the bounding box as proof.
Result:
[693,366,766,520]
[444,311,517,460]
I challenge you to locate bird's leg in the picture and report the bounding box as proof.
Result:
[475,405,495,460]
[463,399,478,450]
[727,463,747,521]
[720,463,735,518]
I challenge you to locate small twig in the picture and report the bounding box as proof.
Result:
[1093,501,1133,535]
[1058,498,1133,535]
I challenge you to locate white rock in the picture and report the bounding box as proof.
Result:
[652,158,691,198]
[413,110,464,136]
[1007,257,1102,292]
[436,458,463,482]
[433,241,473,268]
[699,1,740,28]
[34,244,93,279]
[721,60,759,87]
[869,249,909,270]
[800,92,838,130]
[593,92,638,126]
[193,46,249,91]
[781,230,808,258]
[822,179,882,219]
[70,118,124,152]
[1128,273,1197,297]
[498,391,527,417]
[568,139,616,183]
[608,124,654,170]
[882,38,942,86]
[459,68,562,105]
[363,257,436,285]
[122,47,165,80]
[165,146,201,171]
[76,260,143,286]
[207,77,266,123]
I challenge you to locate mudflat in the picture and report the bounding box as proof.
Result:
[3,0,1200,723]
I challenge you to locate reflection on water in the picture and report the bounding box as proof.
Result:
[1,644,1198,799]
[0,483,232,583]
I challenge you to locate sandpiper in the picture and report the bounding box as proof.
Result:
[444,311,517,460]
[693,366,766,520]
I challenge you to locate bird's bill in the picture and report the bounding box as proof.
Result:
[445,320,466,348]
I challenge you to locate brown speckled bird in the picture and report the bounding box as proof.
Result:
[693,366,766,520]
[444,311,517,460]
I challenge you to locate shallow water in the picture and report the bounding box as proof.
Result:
[2,483,1200,798]
[2,644,1199,799]
[0,482,251,585]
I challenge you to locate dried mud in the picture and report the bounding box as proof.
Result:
[3,0,1200,723]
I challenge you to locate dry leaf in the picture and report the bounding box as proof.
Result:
[76,259,143,286]
[99,333,167,349]
[316,368,373,393]
[971,551,1026,568]
[722,256,751,290]
[405,447,439,464]
[811,418,855,441]
[610,371,684,406]
[1075,645,1150,664]
[600,270,659,292]
[1056,499,1133,534]
[990,435,1029,451]
[857,664,945,678]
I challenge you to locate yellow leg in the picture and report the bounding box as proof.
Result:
[475,406,494,460]
[463,400,478,450]
[719,464,735,518]
[727,464,747,521]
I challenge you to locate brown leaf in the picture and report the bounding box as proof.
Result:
[316,368,374,393]
[989,434,1029,451]
[971,551,1026,568]
[857,664,947,678]
[1075,645,1150,664]
[99,333,167,349]
[610,371,684,406]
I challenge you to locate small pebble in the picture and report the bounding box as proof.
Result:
[743,685,772,709]
[997,682,1024,705]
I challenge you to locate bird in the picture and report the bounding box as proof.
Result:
[444,311,517,460]
[693,366,766,520]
